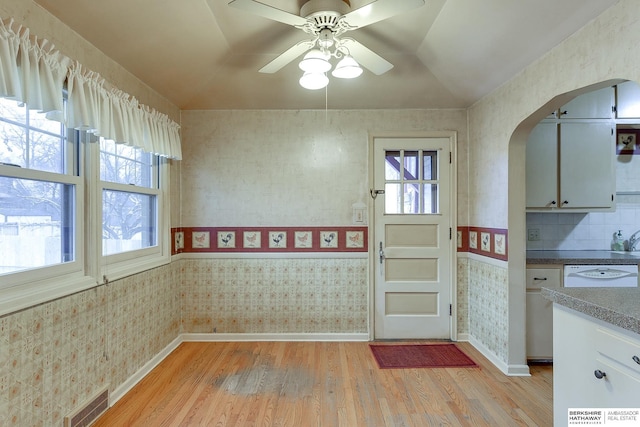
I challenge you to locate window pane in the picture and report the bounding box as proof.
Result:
[404,151,419,180]
[102,190,157,255]
[0,98,26,124]
[422,184,439,213]
[31,110,64,134]
[0,99,65,173]
[29,131,65,173]
[384,183,401,214]
[385,151,401,180]
[0,121,26,167]
[0,176,74,274]
[100,139,154,188]
[403,183,420,214]
[423,151,437,180]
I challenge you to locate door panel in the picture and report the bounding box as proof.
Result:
[373,136,454,339]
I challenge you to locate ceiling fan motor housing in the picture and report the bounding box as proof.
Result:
[300,0,351,28]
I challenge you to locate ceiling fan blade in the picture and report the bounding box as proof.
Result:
[340,38,393,75]
[228,0,308,27]
[343,0,426,29]
[259,40,315,73]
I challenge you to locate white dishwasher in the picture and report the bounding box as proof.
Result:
[564,265,639,287]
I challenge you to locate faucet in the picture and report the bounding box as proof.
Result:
[628,230,640,251]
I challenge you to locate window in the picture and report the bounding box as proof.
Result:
[100,139,159,257]
[0,101,169,314]
[0,20,179,315]
[0,97,79,276]
[384,149,439,214]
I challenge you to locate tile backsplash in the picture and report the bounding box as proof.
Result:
[526,203,640,250]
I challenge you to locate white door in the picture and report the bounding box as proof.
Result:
[372,136,454,339]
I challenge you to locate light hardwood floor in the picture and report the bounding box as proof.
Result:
[93,341,552,426]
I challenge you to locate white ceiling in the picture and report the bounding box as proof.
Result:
[34,0,619,110]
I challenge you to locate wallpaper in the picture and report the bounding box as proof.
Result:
[0,264,180,426]
[180,258,368,334]
[467,258,509,363]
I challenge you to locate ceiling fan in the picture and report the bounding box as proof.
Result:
[228,0,426,89]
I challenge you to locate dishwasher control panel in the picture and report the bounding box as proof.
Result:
[564,265,639,287]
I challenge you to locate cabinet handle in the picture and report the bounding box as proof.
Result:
[594,369,607,379]
[533,277,547,281]
[550,201,556,205]
[560,110,568,116]
[562,200,569,205]
[633,355,640,365]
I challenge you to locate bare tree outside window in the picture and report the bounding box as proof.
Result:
[0,98,73,274]
[0,98,160,275]
[99,138,158,256]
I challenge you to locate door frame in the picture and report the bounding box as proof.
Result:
[367,131,458,341]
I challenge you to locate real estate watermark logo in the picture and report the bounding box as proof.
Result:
[569,409,640,425]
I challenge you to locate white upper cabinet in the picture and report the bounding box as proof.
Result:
[526,122,558,208]
[559,123,615,209]
[559,86,614,119]
[616,80,640,118]
[526,122,615,210]
[526,86,616,212]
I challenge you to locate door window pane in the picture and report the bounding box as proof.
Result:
[423,151,437,180]
[385,183,402,214]
[385,151,401,180]
[383,149,440,214]
[404,151,419,180]
[403,183,420,214]
[422,184,438,214]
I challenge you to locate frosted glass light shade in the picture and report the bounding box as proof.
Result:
[299,49,331,73]
[332,56,363,79]
[299,72,329,90]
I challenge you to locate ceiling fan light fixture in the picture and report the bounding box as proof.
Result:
[299,71,329,90]
[331,55,363,79]
[299,49,331,73]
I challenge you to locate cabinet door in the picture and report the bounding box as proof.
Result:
[560,86,614,119]
[616,80,640,118]
[553,306,599,426]
[559,123,615,208]
[526,267,561,360]
[526,122,558,208]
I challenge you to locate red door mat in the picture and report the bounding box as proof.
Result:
[369,343,478,369]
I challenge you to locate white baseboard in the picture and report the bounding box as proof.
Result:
[109,336,182,405]
[181,332,370,342]
[455,333,470,342]
[469,335,531,376]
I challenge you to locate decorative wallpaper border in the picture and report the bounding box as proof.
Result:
[457,226,508,261]
[172,227,368,254]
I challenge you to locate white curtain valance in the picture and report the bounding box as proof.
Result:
[0,18,181,160]
[0,19,68,122]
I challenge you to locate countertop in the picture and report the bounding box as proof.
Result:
[542,286,640,335]
[527,250,640,265]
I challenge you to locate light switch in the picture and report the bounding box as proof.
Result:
[352,202,366,224]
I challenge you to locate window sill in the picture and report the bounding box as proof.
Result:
[0,274,98,317]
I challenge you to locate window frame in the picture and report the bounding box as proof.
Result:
[97,143,170,281]
[0,104,171,316]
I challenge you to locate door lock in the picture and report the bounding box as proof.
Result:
[379,242,385,264]
[370,189,385,199]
